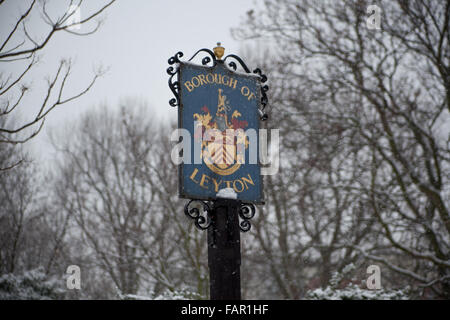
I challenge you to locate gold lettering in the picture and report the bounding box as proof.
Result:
[233,179,245,193]
[225,180,232,188]
[199,174,210,189]
[206,74,214,83]
[212,178,222,192]
[241,86,250,97]
[184,74,240,93]
[198,74,208,86]
[214,74,220,84]
[190,168,200,183]
[229,78,237,89]
[184,81,194,92]
[222,75,229,86]
[191,76,200,88]
[242,174,255,190]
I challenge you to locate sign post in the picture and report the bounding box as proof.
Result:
[208,199,241,300]
[167,43,268,300]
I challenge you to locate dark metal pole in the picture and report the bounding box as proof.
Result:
[208,199,241,300]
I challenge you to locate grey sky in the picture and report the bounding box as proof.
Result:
[0,0,258,161]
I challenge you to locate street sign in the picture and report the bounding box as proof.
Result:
[167,44,269,300]
[178,60,263,204]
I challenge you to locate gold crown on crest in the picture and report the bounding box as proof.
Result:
[213,42,224,60]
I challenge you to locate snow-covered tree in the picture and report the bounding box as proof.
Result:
[0,268,64,300]
[235,0,449,298]
[306,264,410,300]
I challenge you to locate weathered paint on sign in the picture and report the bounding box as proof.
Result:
[179,61,263,203]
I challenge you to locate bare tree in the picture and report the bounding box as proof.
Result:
[0,0,115,170]
[51,103,210,298]
[0,143,34,274]
[0,123,71,287]
[140,121,210,298]
[234,0,449,298]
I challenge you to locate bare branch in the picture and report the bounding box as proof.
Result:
[0,158,23,171]
[0,0,36,52]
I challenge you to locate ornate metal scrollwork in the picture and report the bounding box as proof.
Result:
[169,46,266,235]
[188,48,217,67]
[168,49,269,120]
[184,199,257,232]
[167,51,183,107]
[167,49,218,107]
[253,68,269,120]
[184,199,213,230]
[223,55,269,121]
[238,202,256,232]
[223,54,251,73]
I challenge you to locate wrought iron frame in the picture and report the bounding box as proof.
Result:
[183,199,256,232]
[167,49,269,120]
[168,48,268,232]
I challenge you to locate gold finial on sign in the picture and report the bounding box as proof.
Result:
[213,42,225,60]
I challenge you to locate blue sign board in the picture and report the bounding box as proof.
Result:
[178,61,263,203]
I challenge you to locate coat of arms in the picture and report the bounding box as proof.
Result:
[193,89,249,176]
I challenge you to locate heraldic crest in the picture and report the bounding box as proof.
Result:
[193,89,249,176]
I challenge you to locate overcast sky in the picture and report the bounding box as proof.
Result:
[0,0,258,162]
